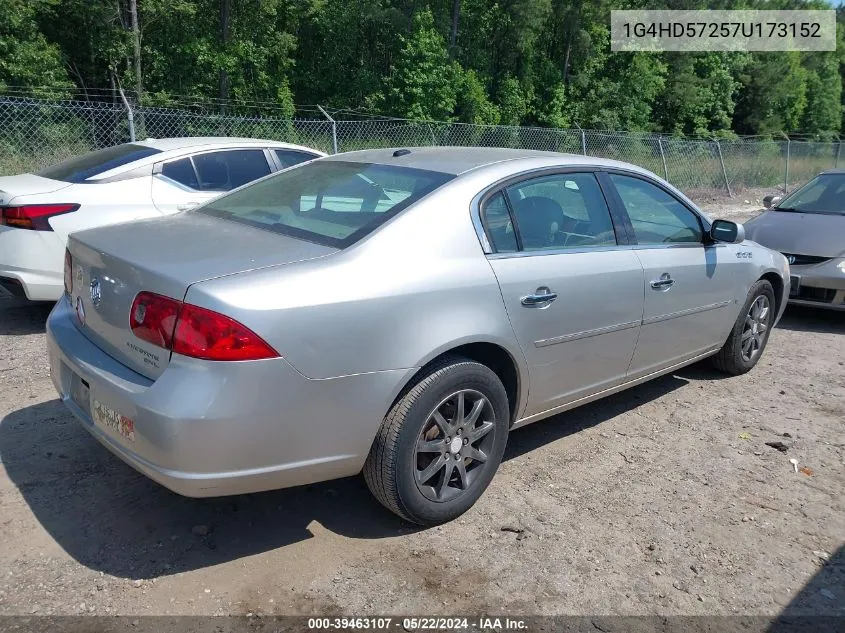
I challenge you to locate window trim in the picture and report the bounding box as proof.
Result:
[601,168,711,248]
[474,166,628,255]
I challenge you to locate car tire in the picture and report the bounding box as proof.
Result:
[363,355,510,526]
[712,279,776,376]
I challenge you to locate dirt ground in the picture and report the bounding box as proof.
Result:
[0,197,843,618]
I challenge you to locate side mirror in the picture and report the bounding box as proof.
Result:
[763,194,782,209]
[710,219,745,244]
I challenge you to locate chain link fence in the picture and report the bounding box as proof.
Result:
[1,95,842,197]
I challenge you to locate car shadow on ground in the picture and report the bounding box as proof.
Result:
[776,305,845,335]
[1,369,690,579]
[0,299,53,336]
[767,543,844,631]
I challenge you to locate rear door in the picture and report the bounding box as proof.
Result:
[482,170,644,417]
[604,172,740,376]
[151,148,273,214]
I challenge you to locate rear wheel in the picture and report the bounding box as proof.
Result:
[363,356,509,525]
[712,279,775,375]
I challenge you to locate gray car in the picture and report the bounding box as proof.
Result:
[46,148,789,525]
[745,170,845,311]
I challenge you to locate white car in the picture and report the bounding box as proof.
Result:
[0,137,324,301]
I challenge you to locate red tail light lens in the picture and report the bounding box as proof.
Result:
[64,249,73,295]
[129,292,279,362]
[173,303,279,361]
[1,203,79,230]
[130,292,181,349]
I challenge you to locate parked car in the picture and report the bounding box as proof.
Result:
[47,147,789,525]
[0,137,324,301]
[745,170,845,311]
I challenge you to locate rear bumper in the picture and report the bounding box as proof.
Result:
[46,296,413,497]
[0,226,64,301]
[788,258,845,311]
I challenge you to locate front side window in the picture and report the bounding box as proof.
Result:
[197,161,453,248]
[38,143,162,183]
[504,173,617,251]
[609,174,703,245]
[777,174,845,215]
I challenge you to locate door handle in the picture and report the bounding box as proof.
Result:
[177,200,201,211]
[650,274,675,290]
[521,287,558,306]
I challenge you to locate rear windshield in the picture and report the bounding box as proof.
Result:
[196,161,454,248]
[38,144,162,183]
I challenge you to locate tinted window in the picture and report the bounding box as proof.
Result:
[38,144,161,183]
[505,173,617,251]
[198,161,453,248]
[777,173,845,215]
[609,174,702,244]
[161,158,199,189]
[483,192,518,252]
[274,149,318,169]
[193,150,271,191]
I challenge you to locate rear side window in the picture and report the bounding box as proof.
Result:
[502,173,617,251]
[161,158,198,189]
[482,192,518,253]
[198,161,453,248]
[38,144,162,183]
[609,174,702,245]
[193,150,271,191]
[274,149,318,169]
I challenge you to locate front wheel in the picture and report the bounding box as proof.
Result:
[712,279,776,375]
[363,356,510,525]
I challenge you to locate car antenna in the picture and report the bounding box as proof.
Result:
[393,149,411,157]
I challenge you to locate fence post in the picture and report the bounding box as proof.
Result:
[781,132,790,193]
[575,122,586,155]
[657,136,669,182]
[116,83,136,142]
[836,138,841,168]
[317,105,338,154]
[713,138,732,198]
[427,123,438,145]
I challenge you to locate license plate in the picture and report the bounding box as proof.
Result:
[70,374,91,416]
[790,275,800,296]
[92,399,136,442]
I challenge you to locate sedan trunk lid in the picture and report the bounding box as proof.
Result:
[0,174,73,204]
[66,212,337,379]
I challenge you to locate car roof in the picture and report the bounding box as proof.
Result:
[818,168,845,175]
[320,146,659,177]
[135,136,324,154]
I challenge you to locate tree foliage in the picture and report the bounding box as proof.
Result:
[0,0,842,136]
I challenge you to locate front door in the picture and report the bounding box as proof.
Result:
[483,172,645,418]
[605,173,740,376]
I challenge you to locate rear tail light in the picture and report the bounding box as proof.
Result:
[0,203,79,230]
[130,292,181,349]
[64,249,73,295]
[129,292,279,362]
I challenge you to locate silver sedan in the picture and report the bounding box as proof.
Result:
[46,148,789,525]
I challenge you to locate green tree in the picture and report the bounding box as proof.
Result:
[381,9,458,120]
[0,0,70,91]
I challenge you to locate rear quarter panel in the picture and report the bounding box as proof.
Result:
[183,179,527,383]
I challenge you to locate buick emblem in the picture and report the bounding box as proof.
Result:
[89,278,102,307]
[75,296,86,326]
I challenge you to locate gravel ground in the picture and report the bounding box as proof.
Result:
[0,198,842,618]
